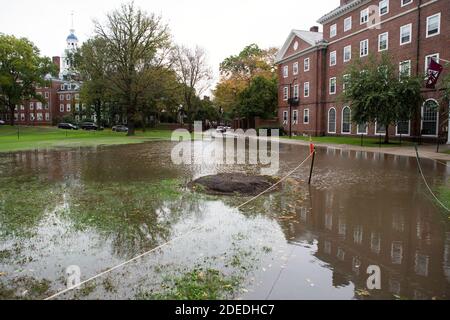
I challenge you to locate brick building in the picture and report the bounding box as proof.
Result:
[1,28,87,126]
[276,0,449,143]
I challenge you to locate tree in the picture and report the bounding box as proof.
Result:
[235,76,278,121]
[214,44,278,119]
[342,54,423,143]
[0,34,56,125]
[172,45,212,128]
[94,2,171,135]
[75,37,111,126]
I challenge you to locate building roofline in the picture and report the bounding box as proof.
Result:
[275,29,324,63]
[317,0,368,24]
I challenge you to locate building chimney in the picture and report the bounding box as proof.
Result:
[52,56,60,74]
[310,26,319,32]
[340,0,353,6]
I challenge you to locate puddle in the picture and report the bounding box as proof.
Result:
[0,141,449,300]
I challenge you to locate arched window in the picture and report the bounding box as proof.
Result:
[422,99,439,136]
[328,108,336,133]
[342,106,351,134]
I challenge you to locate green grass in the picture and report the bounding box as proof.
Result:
[443,150,450,155]
[436,186,450,215]
[0,126,176,152]
[282,135,414,148]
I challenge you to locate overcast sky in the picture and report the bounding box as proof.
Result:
[0,0,339,92]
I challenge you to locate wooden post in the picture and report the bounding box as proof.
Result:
[308,146,316,185]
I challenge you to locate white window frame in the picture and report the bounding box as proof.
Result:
[343,74,350,91]
[60,104,64,112]
[292,110,298,125]
[360,8,369,25]
[399,60,411,77]
[378,32,389,52]
[343,45,352,63]
[375,121,387,135]
[379,0,389,16]
[401,0,413,7]
[421,99,439,137]
[425,53,439,74]
[400,24,412,45]
[45,113,50,121]
[426,13,441,38]
[328,107,337,134]
[293,84,299,99]
[293,62,299,75]
[396,120,411,136]
[330,51,337,66]
[303,109,310,125]
[304,58,310,72]
[44,92,49,99]
[283,111,288,125]
[283,65,289,78]
[360,39,369,57]
[66,103,71,112]
[304,82,310,97]
[283,86,289,101]
[357,122,368,135]
[330,24,337,38]
[20,113,25,121]
[329,77,337,95]
[344,16,352,32]
[341,106,352,134]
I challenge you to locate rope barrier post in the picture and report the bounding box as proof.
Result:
[308,144,316,185]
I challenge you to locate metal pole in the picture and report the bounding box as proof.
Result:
[308,148,316,185]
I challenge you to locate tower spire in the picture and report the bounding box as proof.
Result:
[70,11,75,33]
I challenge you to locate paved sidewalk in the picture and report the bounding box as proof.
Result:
[277,137,450,162]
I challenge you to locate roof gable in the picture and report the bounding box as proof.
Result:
[276,30,323,63]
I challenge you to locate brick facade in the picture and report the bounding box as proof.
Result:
[276,0,449,141]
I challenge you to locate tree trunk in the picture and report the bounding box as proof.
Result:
[384,125,389,144]
[127,115,135,136]
[9,105,15,126]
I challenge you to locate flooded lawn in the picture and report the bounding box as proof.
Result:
[0,141,449,300]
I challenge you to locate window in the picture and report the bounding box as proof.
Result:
[37,113,43,121]
[66,94,71,101]
[360,39,369,57]
[20,113,25,121]
[344,17,352,32]
[304,109,310,124]
[396,120,410,135]
[75,94,80,100]
[378,32,389,51]
[283,111,288,124]
[75,103,80,112]
[421,99,439,136]
[293,62,299,75]
[30,102,34,110]
[357,123,368,134]
[343,74,350,91]
[329,77,337,94]
[304,58,310,72]
[36,102,42,110]
[342,107,351,134]
[60,94,64,101]
[30,114,35,121]
[45,113,50,121]
[400,24,412,45]
[344,45,351,62]
[330,51,337,66]
[66,104,71,112]
[399,60,411,77]
[292,110,298,124]
[60,104,64,112]
[328,108,336,133]
[304,82,310,97]
[391,242,403,265]
[330,24,337,38]
[401,0,412,7]
[293,85,299,99]
[425,53,439,73]
[283,65,288,78]
[61,84,64,90]
[375,122,386,135]
[379,0,389,16]
[426,13,440,38]
[360,8,369,24]
[283,86,289,101]
[45,92,49,99]
[20,105,24,110]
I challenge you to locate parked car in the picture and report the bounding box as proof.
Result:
[0,120,5,125]
[112,125,128,133]
[58,123,79,130]
[216,126,226,133]
[80,122,103,131]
